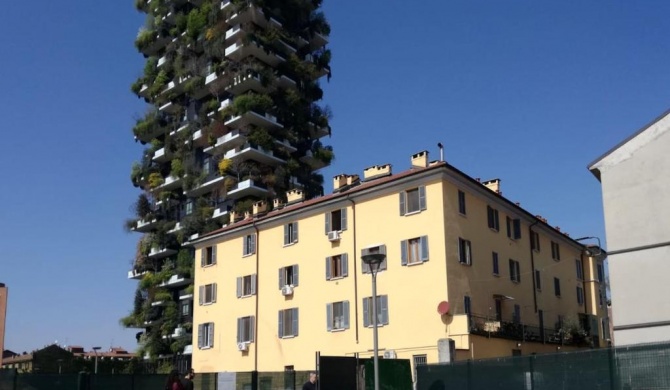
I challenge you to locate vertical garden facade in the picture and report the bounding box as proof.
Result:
[123,0,333,365]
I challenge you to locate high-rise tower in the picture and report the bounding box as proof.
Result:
[123,0,333,365]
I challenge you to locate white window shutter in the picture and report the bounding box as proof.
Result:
[419,186,427,210]
[326,303,333,331]
[208,323,215,347]
[243,236,247,256]
[380,295,389,325]
[212,245,217,265]
[284,224,289,245]
[251,234,256,254]
[237,318,242,343]
[236,277,242,298]
[251,274,257,295]
[197,324,204,348]
[199,286,204,305]
[278,310,284,338]
[293,265,299,286]
[212,283,217,303]
[200,249,205,267]
[250,316,255,342]
[278,268,285,289]
[401,240,408,266]
[326,257,332,280]
[293,222,298,243]
[343,301,350,329]
[342,254,349,277]
[399,191,406,216]
[293,308,299,336]
[324,212,331,234]
[341,208,348,231]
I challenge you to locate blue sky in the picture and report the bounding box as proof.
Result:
[1,0,668,353]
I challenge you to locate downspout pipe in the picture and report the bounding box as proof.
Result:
[528,220,540,313]
[347,195,359,344]
[253,220,260,373]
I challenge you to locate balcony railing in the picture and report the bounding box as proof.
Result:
[467,314,586,346]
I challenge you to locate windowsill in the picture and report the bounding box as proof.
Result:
[242,253,255,258]
[511,280,520,284]
[489,228,499,233]
[280,335,296,339]
[240,294,254,299]
[403,210,422,217]
[329,328,347,333]
[202,302,215,306]
[365,324,387,328]
[555,295,561,298]
[493,273,500,277]
[459,212,467,217]
[328,276,346,281]
[553,259,561,262]
[459,262,472,267]
[406,261,424,267]
[202,263,216,268]
[282,241,298,248]
[199,346,212,350]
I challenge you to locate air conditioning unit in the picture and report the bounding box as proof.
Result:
[281,285,294,296]
[383,350,397,359]
[237,342,248,352]
[328,231,341,242]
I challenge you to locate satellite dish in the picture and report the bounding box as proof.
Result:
[437,301,450,315]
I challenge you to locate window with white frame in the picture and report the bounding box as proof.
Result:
[506,217,522,240]
[278,265,299,288]
[399,186,426,216]
[243,234,257,256]
[201,246,217,266]
[237,316,255,343]
[278,308,299,338]
[199,283,217,305]
[363,295,389,327]
[326,301,350,331]
[325,208,347,233]
[458,190,466,215]
[487,206,500,231]
[197,322,214,349]
[284,222,298,245]
[492,252,499,275]
[551,241,561,261]
[326,254,349,280]
[401,236,429,265]
[576,259,584,280]
[509,259,521,283]
[531,231,540,251]
[459,238,472,265]
[236,274,257,298]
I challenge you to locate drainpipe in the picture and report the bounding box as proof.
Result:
[347,195,359,344]
[580,251,589,316]
[528,220,540,313]
[253,220,260,373]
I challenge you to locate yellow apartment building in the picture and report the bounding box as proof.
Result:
[190,151,609,374]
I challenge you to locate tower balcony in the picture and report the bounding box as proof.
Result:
[151,147,173,163]
[158,100,182,114]
[225,40,286,67]
[133,217,160,233]
[227,179,268,200]
[159,274,193,288]
[277,75,297,90]
[224,144,286,166]
[137,31,171,57]
[148,247,178,260]
[224,110,283,130]
[157,55,168,68]
[212,204,230,221]
[309,33,329,50]
[138,84,151,98]
[227,71,269,95]
[128,270,149,280]
[204,129,247,155]
[275,139,297,153]
[155,175,183,191]
[308,122,330,139]
[185,171,229,197]
[300,150,328,170]
[224,3,282,29]
[205,70,231,94]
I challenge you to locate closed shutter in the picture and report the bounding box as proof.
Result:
[250,317,255,342]
[343,301,350,329]
[324,212,331,234]
[326,303,333,331]
[419,186,427,210]
[236,277,242,298]
[212,283,217,303]
[326,257,332,280]
[197,324,204,348]
[212,245,217,265]
[341,208,348,231]
[284,224,289,245]
[292,265,299,286]
[237,318,242,343]
[509,260,514,281]
[251,234,256,254]
[342,254,349,277]
[278,310,284,338]
[513,219,521,239]
[292,308,299,337]
[363,298,370,327]
[251,274,257,295]
[420,236,429,262]
[208,323,214,348]
[278,268,285,289]
[401,240,408,266]
[200,249,205,267]
[199,286,204,305]
[399,191,406,216]
[380,295,389,325]
[242,236,247,255]
[293,222,298,242]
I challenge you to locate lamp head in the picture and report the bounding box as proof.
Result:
[362,253,386,273]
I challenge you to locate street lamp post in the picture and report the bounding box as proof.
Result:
[92,347,101,374]
[362,252,385,390]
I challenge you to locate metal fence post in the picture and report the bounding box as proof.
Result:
[529,355,535,390]
[77,371,90,390]
[252,370,259,390]
[608,347,617,390]
[467,360,473,390]
[12,369,17,390]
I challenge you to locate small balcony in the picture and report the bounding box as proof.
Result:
[225,3,281,29]
[225,24,245,43]
[275,138,297,153]
[204,129,247,155]
[228,72,269,95]
[155,175,183,191]
[225,110,283,130]
[162,327,190,340]
[138,84,151,98]
[128,270,149,280]
[277,75,297,90]
[300,150,327,170]
[179,289,194,301]
[212,205,230,221]
[205,70,231,94]
[186,171,229,197]
[224,144,285,166]
[309,32,329,50]
[158,101,181,114]
[137,31,171,56]
[133,217,160,233]
[467,314,582,346]
[168,122,190,137]
[151,300,169,307]
[159,274,193,288]
[157,55,168,67]
[308,122,330,139]
[225,40,286,67]
[148,247,178,260]
[227,179,268,200]
[151,147,172,163]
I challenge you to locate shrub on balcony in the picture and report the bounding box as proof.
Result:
[147,70,169,97]
[153,290,173,303]
[314,145,334,165]
[186,5,210,40]
[139,273,160,290]
[176,249,193,278]
[131,79,144,95]
[247,127,275,151]
[160,301,179,336]
[232,93,273,116]
[218,158,232,176]
[148,172,164,189]
[135,28,156,51]
[184,77,204,95]
[130,162,143,186]
[135,194,153,219]
[171,159,185,178]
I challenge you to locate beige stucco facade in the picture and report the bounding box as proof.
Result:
[192,153,608,374]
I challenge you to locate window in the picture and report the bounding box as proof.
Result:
[492,252,499,275]
[362,244,388,274]
[236,274,257,298]
[554,277,561,297]
[597,263,604,283]
[531,231,540,251]
[326,254,349,280]
[399,186,427,215]
[495,299,502,321]
[278,308,299,338]
[509,259,521,283]
[326,301,350,331]
[284,222,299,245]
[401,236,429,265]
[599,288,604,307]
[237,316,255,343]
[535,270,542,291]
[185,200,194,216]
[181,301,191,317]
[243,234,257,256]
[197,322,214,349]
[279,265,299,288]
[363,295,389,327]
[577,286,584,305]
[199,283,217,305]
[575,259,583,280]
[201,246,217,267]
[325,208,347,233]
[464,296,472,316]
[506,217,522,240]
[487,206,500,231]
[551,241,561,260]
[413,354,428,380]
[458,190,466,215]
[458,238,473,265]
[513,304,521,324]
